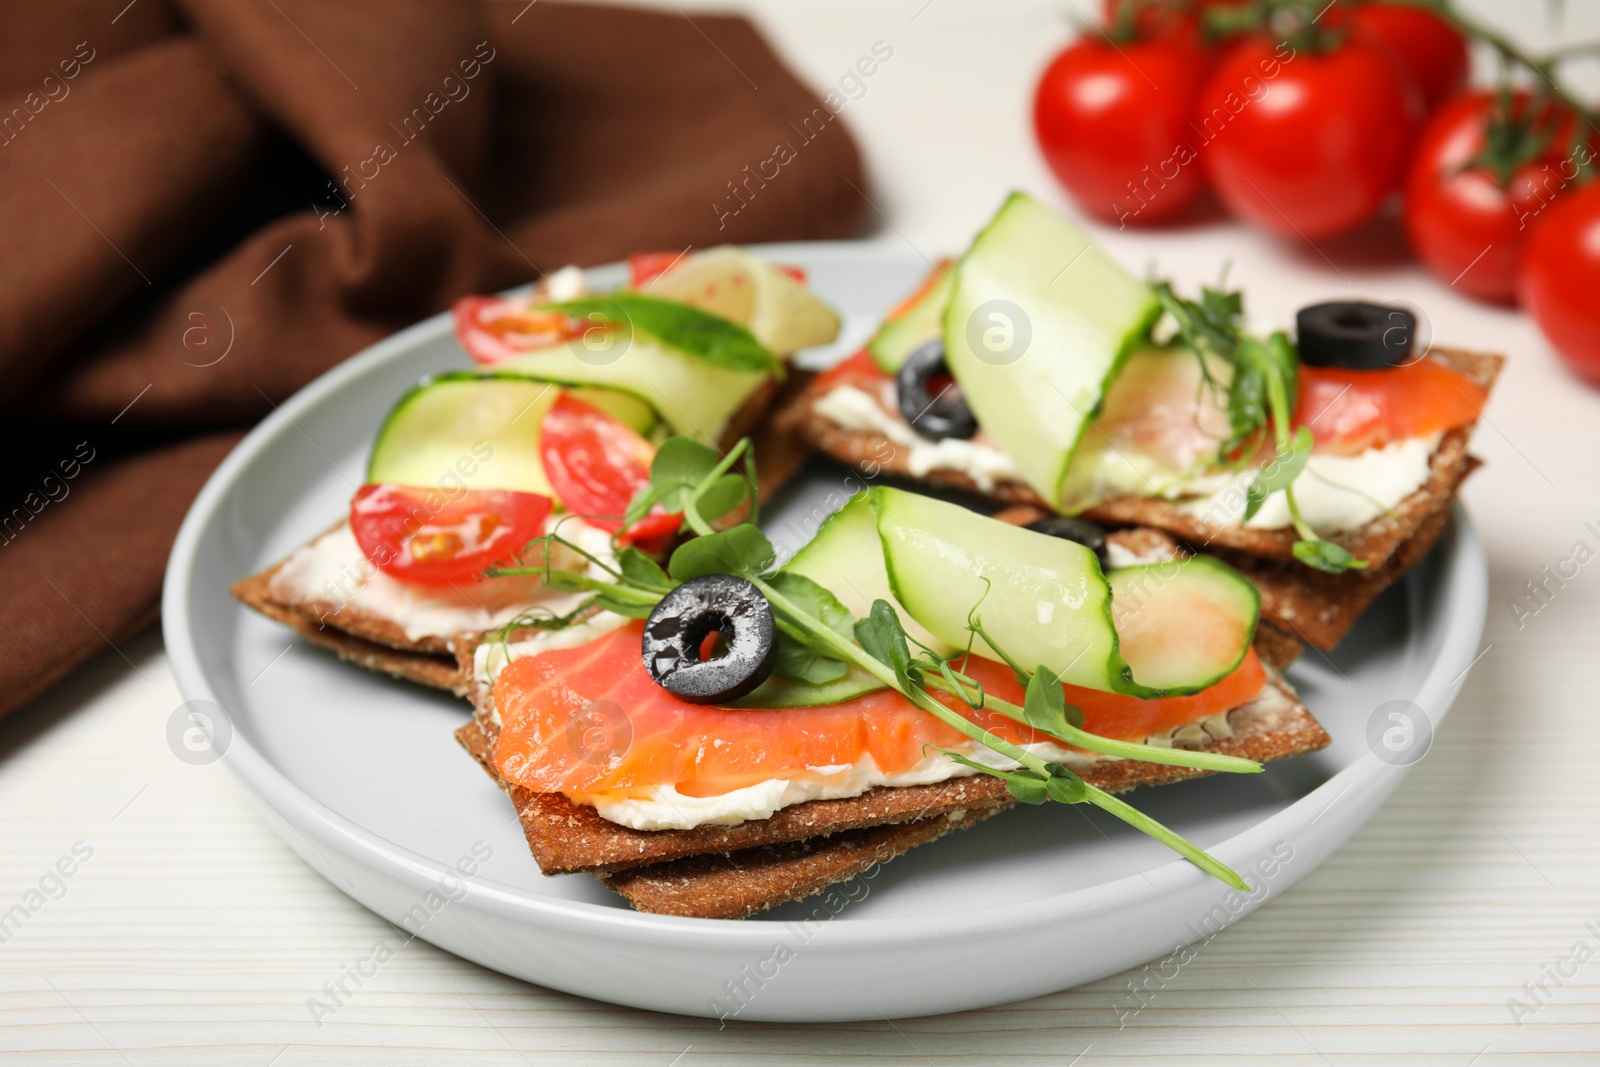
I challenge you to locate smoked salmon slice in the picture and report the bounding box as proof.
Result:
[1294,359,1487,454]
[815,345,1486,461]
[491,622,1267,799]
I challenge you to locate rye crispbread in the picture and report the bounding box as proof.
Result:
[456,648,1326,877]
[996,452,1475,655]
[781,347,1502,572]
[601,808,1001,920]
[231,565,468,694]
[230,371,817,693]
[456,657,1327,917]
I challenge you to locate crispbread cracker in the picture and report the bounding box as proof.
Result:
[601,808,1000,920]
[781,347,1502,571]
[457,663,1327,917]
[231,567,466,694]
[456,661,1327,877]
[1217,458,1476,650]
[230,371,817,691]
[996,457,1476,655]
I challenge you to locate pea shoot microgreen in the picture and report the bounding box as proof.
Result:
[1152,280,1368,574]
[489,435,1264,890]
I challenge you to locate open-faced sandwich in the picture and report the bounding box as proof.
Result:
[452,441,1330,918]
[232,248,840,693]
[781,193,1502,653]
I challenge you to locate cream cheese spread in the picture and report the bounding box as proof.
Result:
[811,380,1435,536]
[268,519,617,642]
[811,383,1020,492]
[1175,435,1437,535]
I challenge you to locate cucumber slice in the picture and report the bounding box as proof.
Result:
[783,492,956,656]
[866,262,952,373]
[729,664,883,709]
[871,487,1255,696]
[491,336,766,445]
[871,487,1125,691]
[942,192,1160,508]
[366,373,653,495]
[1107,557,1259,692]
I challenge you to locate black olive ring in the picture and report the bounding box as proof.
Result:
[896,339,978,441]
[641,574,777,704]
[1296,301,1417,370]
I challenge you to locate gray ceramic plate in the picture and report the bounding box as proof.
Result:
[163,244,1488,1022]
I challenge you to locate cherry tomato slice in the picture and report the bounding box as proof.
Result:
[454,295,586,365]
[350,484,553,586]
[539,393,682,543]
[628,252,684,288]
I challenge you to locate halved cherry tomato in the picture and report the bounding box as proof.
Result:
[1293,360,1487,454]
[539,393,682,543]
[454,295,587,365]
[350,484,552,586]
[628,252,684,288]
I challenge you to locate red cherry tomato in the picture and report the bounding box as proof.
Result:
[1034,32,1212,225]
[1521,182,1600,384]
[1198,35,1420,239]
[350,484,552,586]
[454,295,587,365]
[1354,2,1470,112]
[1404,92,1584,304]
[539,393,682,543]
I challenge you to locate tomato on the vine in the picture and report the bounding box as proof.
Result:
[1197,34,1420,239]
[538,393,682,545]
[1404,91,1584,304]
[1521,182,1600,384]
[350,484,553,586]
[1033,31,1213,225]
[1353,2,1470,113]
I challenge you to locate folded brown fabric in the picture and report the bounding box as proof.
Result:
[0,0,864,718]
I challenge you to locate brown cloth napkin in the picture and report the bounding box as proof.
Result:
[0,0,864,718]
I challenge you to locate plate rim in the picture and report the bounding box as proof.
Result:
[161,240,1490,951]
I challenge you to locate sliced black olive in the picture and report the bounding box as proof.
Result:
[1026,515,1110,567]
[641,574,777,704]
[1296,302,1416,370]
[896,339,978,441]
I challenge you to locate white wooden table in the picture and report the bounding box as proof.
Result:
[5,1,1598,1062]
